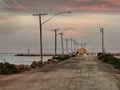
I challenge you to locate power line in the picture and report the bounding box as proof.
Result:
[3,0,24,14]
[2,0,33,15]
[17,0,34,13]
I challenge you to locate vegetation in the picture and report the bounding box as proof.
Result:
[0,62,20,75]
[53,55,70,61]
[98,53,120,69]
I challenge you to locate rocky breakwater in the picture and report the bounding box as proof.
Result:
[31,59,59,68]
[14,59,59,73]
[0,55,70,75]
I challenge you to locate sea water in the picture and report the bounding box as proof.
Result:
[0,54,52,65]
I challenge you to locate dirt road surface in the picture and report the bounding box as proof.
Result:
[0,55,120,90]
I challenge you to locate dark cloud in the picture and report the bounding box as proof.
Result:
[1,0,120,15]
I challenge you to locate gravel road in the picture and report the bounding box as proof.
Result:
[0,55,120,90]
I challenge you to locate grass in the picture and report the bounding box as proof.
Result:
[53,55,70,61]
[98,53,120,69]
[0,62,20,75]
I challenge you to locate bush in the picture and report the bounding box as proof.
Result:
[97,52,104,56]
[98,53,120,69]
[53,55,70,61]
[0,62,20,75]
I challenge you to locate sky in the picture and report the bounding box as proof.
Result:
[0,0,120,53]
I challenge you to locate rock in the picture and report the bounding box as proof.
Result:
[51,59,58,64]
[47,59,52,64]
[31,61,44,68]
[15,64,25,71]
[24,65,31,71]
[38,61,43,67]
[31,61,37,68]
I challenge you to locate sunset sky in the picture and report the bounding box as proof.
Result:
[0,0,120,53]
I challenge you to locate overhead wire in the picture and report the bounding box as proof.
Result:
[2,0,33,16]
[17,0,34,13]
[3,0,22,15]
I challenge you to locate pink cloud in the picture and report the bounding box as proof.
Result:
[70,0,120,12]
[0,17,7,21]
[104,0,120,4]
[1,0,120,13]
[58,5,117,12]
[79,5,115,11]
[5,4,27,11]
[74,0,90,2]
[14,5,27,10]
[57,1,120,12]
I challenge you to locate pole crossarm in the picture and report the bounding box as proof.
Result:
[51,28,60,31]
[33,13,48,16]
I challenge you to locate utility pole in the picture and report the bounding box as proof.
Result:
[81,43,83,48]
[59,32,64,55]
[70,38,73,53]
[33,13,47,62]
[33,12,71,62]
[51,29,60,57]
[77,43,79,49]
[74,40,76,52]
[100,27,105,53]
[76,42,79,50]
[28,48,30,54]
[78,43,79,50]
[83,42,86,49]
[65,39,69,54]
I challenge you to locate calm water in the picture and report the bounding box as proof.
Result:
[115,56,120,59]
[0,54,52,65]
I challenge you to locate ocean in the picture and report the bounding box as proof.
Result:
[0,54,52,65]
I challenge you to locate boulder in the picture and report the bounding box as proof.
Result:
[15,64,25,71]
[31,61,38,68]
[31,61,44,68]
[52,59,58,64]
[24,65,31,71]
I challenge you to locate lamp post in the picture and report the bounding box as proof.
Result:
[33,11,71,62]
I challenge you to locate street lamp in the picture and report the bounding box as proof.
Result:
[42,11,71,25]
[33,11,71,62]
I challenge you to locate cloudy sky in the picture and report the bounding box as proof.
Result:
[0,0,120,53]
